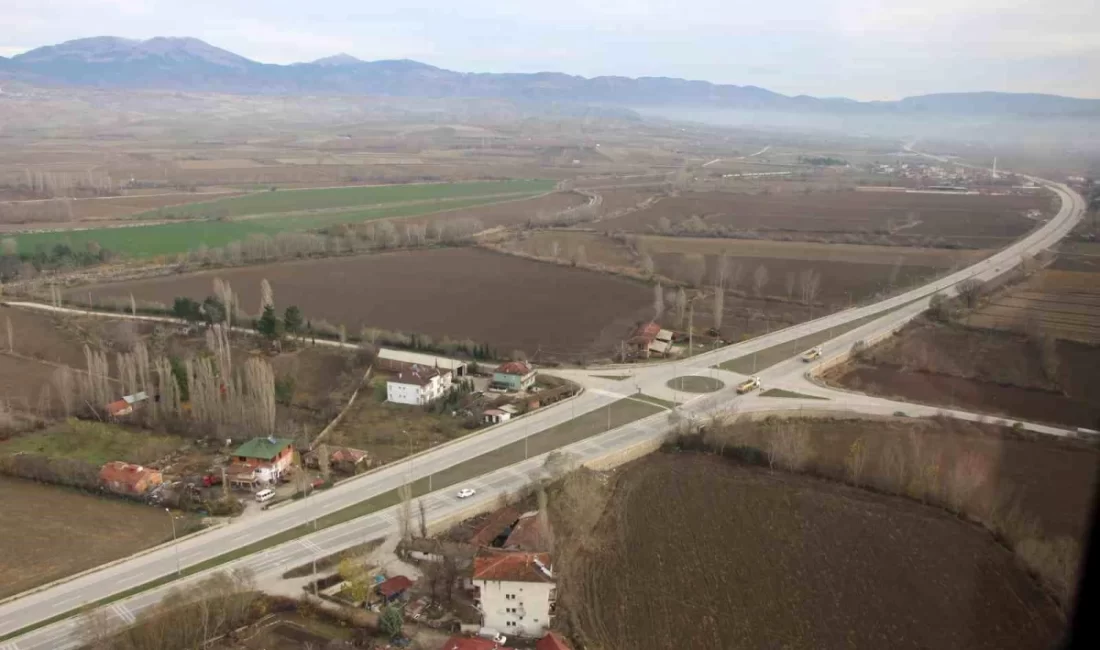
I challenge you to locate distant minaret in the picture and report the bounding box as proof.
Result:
[992,157,998,178]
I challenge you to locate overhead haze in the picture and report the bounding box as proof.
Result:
[2,0,1098,100]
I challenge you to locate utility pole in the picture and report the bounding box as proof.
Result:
[687,298,694,358]
[312,516,318,596]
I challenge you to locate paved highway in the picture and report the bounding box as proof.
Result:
[0,166,1085,648]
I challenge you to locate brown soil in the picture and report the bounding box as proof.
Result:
[827,320,1100,429]
[567,453,1064,650]
[402,190,588,229]
[967,269,1100,344]
[74,248,654,361]
[601,190,1052,247]
[0,475,173,599]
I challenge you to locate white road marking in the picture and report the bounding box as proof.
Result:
[110,603,135,624]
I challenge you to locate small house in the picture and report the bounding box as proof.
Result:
[233,436,296,478]
[99,461,163,496]
[503,511,549,552]
[329,446,370,472]
[536,632,572,650]
[387,366,454,405]
[106,399,132,418]
[629,322,673,358]
[376,575,414,603]
[483,408,511,425]
[491,362,536,392]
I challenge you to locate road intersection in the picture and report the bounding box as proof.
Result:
[0,168,1086,649]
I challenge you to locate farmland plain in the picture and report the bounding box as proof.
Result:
[564,453,1064,650]
[71,247,654,361]
[9,180,554,258]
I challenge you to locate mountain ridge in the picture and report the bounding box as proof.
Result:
[4,36,1099,116]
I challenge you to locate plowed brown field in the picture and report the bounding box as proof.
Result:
[74,248,653,361]
[568,453,1064,650]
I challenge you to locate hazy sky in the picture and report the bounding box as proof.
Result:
[2,0,1097,100]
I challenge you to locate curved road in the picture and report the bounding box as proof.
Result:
[0,166,1086,649]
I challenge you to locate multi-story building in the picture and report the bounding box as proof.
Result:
[472,549,556,638]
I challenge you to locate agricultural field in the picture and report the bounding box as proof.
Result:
[562,453,1065,650]
[0,191,245,229]
[0,475,181,599]
[72,247,655,361]
[400,190,588,229]
[8,180,554,258]
[510,232,984,301]
[825,320,1100,429]
[599,189,1053,248]
[965,268,1100,344]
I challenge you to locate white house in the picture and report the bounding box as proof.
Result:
[386,366,453,406]
[472,549,556,638]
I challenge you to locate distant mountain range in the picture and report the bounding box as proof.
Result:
[2,36,1098,117]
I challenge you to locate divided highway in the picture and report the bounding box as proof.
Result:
[0,170,1085,649]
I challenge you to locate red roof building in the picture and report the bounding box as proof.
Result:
[536,632,572,650]
[494,361,532,376]
[105,399,133,418]
[629,321,661,345]
[99,461,163,495]
[376,575,414,601]
[470,506,521,547]
[473,549,554,583]
[439,637,514,650]
[503,511,549,552]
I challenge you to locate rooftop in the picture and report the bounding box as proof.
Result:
[470,506,521,547]
[233,436,295,460]
[495,361,533,376]
[390,366,444,387]
[440,637,514,650]
[536,632,573,650]
[473,549,554,583]
[99,461,159,486]
[630,322,661,344]
[503,511,549,552]
[376,575,414,598]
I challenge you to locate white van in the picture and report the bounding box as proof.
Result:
[254,488,276,503]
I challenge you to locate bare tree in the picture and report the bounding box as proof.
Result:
[727,260,744,291]
[52,366,76,417]
[5,316,12,352]
[129,294,137,318]
[681,253,706,287]
[785,272,796,300]
[653,282,665,319]
[549,240,560,259]
[765,419,814,471]
[397,483,414,540]
[675,287,687,325]
[799,268,821,305]
[572,244,587,266]
[844,437,869,486]
[888,256,905,287]
[639,251,655,276]
[955,278,984,308]
[418,499,428,538]
[260,278,274,312]
[752,265,769,297]
[317,443,331,482]
[712,287,724,331]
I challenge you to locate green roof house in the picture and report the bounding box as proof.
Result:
[233,436,296,477]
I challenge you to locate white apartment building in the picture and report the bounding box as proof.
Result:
[386,366,453,405]
[472,549,556,638]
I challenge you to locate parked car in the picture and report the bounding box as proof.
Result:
[801,346,823,362]
[456,487,477,499]
[736,376,762,394]
[255,488,276,503]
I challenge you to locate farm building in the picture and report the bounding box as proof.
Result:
[387,367,454,405]
[472,549,556,638]
[483,408,512,425]
[628,322,673,358]
[105,399,132,418]
[378,349,467,377]
[376,575,414,603]
[492,362,537,392]
[471,506,522,547]
[99,461,163,496]
[232,436,296,478]
[305,446,371,473]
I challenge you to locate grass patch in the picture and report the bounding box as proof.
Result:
[630,393,677,409]
[759,388,829,400]
[0,419,181,466]
[136,180,554,219]
[716,302,913,374]
[13,187,549,258]
[0,397,661,643]
[666,376,725,393]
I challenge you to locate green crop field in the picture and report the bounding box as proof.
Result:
[12,182,551,258]
[136,179,555,219]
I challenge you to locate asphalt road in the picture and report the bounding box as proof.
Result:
[0,169,1085,648]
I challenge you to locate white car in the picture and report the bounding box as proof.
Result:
[456,488,477,499]
[801,346,822,362]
